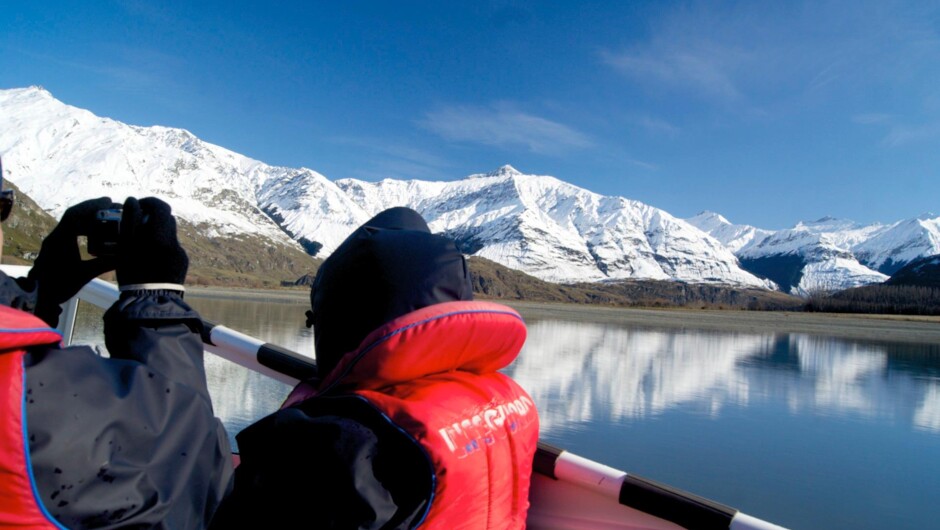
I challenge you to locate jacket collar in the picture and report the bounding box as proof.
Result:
[283,301,527,407]
[0,270,60,351]
[0,305,62,351]
[324,301,526,392]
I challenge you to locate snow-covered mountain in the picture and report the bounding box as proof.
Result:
[687,211,940,295]
[331,166,771,285]
[0,86,770,287]
[686,211,773,254]
[0,86,306,247]
[255,164,775,285]
[853,214,940,275]
[1,86,935,292]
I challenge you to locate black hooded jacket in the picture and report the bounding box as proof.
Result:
[209,208,475,529]
[0,270,233,529]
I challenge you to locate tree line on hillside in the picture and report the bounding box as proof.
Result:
[805,284,940,316]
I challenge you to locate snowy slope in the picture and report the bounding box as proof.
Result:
[0,87,764,285]
[325,166,771,285]
[686,211,773,254]
[688,212,889,294]
[0,86,305,249]
[853,214,940,275]
[2,86,935,292]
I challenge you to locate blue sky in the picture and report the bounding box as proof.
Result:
[4,1,939,229]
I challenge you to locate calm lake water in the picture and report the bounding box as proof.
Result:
[72,295,940,530]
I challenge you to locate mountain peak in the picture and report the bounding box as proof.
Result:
[487,165,522,177]
[5,85,54,102]
[690,210,730,224]
[468,164,524,180]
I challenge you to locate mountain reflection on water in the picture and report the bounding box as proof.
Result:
[71,298,940,529]
[508,319,940,435]
[72,298,940,438]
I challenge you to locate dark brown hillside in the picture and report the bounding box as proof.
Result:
[0,180,58,265]
[177,220,320,288]
[885,254,940,288]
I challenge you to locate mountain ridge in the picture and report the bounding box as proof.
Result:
[687,209,939,295]
[2,86,938,294]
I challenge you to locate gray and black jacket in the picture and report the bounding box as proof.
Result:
[0,270,233,529]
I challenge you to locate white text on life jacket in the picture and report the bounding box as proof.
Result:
[437,396,536,458]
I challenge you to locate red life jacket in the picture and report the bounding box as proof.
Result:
[0,305,64,529]
[284,300,540,529]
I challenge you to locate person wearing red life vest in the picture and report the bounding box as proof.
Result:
[0,168,232,529]
[210,207,540,529]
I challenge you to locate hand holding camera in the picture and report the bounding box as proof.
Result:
[28,196,188,325]
[29,197,121,325]
[115,197,188,289]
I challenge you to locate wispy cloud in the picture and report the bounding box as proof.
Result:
[807,62,841,92]
[420,104,591,154]
[852,112,940,147]
[635,116,680,136]
[600,44,744,102]
[331,136,452,180]
[882,122,940,147]
[625,157,659,171]
[599,1,940,114]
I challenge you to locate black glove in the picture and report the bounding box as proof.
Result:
[28,197,119,326]
[116,197,188,288]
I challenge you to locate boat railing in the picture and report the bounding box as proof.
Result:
[0,264,788,530]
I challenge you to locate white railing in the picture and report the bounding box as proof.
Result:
[0,264,788,530]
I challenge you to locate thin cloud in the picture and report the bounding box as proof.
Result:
[331,136,452,180]
[852,113,894,125]
[807,62,840,92]
[601,45,743,101]
[420,104,592,154]
[334,137,450,169]
[599,1,940,113]
[882,122,940,147]
[636,116,680,136]
[852,113,940,147]
[626,157,659,171]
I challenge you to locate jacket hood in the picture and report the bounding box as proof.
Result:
[310,207,473,376]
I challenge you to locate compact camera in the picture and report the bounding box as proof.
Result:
[87,208,122,257]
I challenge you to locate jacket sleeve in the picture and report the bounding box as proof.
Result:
[25,290,233,529]
[103,289,210,395]
[209,396,432,530]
